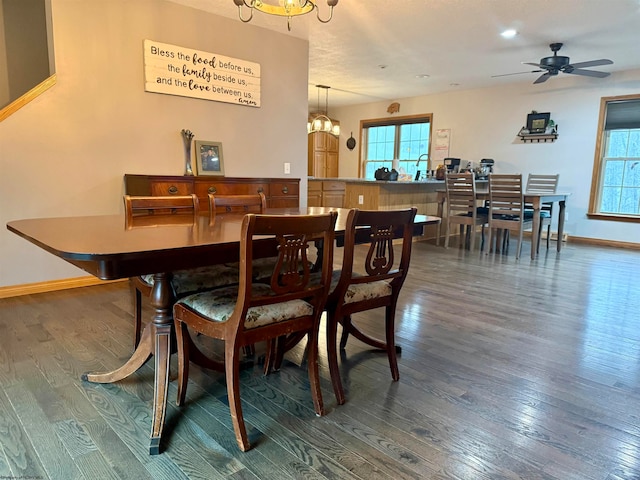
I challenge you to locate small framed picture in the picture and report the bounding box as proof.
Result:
[195,140,224,176]
[526,112,551,134]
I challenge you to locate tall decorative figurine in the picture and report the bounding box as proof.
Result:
[181,129,195,176]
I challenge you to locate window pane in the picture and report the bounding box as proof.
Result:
[603,160,624,186]
[399,122,430,160]
[607,130,630,157]
[600,186,621,213]
[623,161,640,187]
[628,130,640,157]
[618,188,640,214]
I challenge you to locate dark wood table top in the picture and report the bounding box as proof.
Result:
[7,207,440,280]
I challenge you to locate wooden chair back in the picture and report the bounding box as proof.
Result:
[444,172,487,250]
[208,192,266,217]
[526,174,559,193]
[525,173,559,252]
[337,208,418,295]
[445,172,477,216]
[486,174,531,258]
[123,194,199,226]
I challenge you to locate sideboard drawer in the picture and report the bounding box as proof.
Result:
[194,181,269,197]
[270,182,299,197]
[150,181,193,196]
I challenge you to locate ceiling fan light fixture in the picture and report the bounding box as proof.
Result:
[234,0,338,31]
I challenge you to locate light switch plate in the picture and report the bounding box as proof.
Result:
[284,162,291,174]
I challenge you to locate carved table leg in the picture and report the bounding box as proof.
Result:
[82,272,175,455]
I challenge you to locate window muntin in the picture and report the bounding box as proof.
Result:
[362,115,431,180]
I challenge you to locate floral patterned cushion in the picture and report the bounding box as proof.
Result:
[140,265,239,296]
[176,283,313,330]
[342,278,392,304]
[314,270,392,304]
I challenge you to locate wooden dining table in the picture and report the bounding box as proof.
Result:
[7,207,440,455]
[436,188,570,259]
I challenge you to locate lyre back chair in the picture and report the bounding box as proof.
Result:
[173,212,338,451]
[124,194,239,349]
[326,207,417,405]
[444,172,488,252]
[208,192,267,218]
[485,174,532,259]
[124,194,199,224]
[526,174,559,252]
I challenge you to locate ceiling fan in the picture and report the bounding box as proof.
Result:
[493,43,613,84]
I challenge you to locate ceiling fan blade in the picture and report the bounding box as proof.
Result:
[491,70,543,78]
[568,59,613,69]
[523,62,544,68]
[566,68,611,78]
[533,72,551,84]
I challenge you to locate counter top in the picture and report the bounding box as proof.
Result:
[308,177,444,185]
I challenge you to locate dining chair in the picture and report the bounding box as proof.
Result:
[444,172,488,252]
[173,211,337,452]
[209,192,280,282]
[124,195,240,349]
[485,174,533,259]
[208,192,267,217]
[525,173,559,252]
[325,207,418,405]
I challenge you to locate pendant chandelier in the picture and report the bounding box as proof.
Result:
[308,85,340,137]
[233,0,338,31]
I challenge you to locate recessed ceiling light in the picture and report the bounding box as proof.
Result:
[416,74,430,79]
[501,29,518,39]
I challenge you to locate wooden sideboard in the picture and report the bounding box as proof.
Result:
[124,174,300,211]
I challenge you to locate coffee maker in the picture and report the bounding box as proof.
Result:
[444,158,461,173]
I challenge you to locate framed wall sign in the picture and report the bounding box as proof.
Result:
[195,140,224,176]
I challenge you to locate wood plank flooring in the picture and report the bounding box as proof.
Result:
[1,240,640,479]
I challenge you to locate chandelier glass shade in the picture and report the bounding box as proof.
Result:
[308,85,340,137]
[233,0,338,31]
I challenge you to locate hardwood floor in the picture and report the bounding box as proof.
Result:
[1,240,640,479]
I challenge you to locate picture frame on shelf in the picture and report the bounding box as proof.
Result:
[195,140,224,176]
[526,112,551,134]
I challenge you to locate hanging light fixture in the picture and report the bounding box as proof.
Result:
[233,0,338,31]
[308,85,340,137]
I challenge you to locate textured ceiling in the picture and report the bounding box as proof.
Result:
[172,0,640,108]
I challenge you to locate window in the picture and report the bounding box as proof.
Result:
[361,114,432,180]
[589,95,640,219]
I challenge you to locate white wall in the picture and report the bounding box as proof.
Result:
[333,70,640,243]
[0,0,309,287]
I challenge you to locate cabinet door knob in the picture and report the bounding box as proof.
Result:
[168,186,178,195]
[282,186,289,194]
[257,187,264,193]
[208,186,217,194]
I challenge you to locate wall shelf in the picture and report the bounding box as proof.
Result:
[517,126,558,143]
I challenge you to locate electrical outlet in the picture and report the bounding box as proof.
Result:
[358,195,364,205]
[284,162,291,174]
